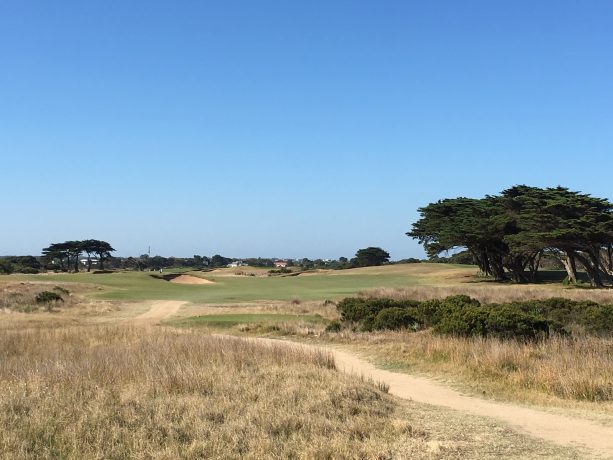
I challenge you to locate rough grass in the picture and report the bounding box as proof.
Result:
[325,329,613,411]
[0,325,579,459]
[363,284,613,304]
[0,326,404,459]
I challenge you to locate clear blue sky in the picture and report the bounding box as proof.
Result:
[1,1,612,259]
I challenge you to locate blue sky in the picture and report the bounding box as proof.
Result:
[1,1,612,259]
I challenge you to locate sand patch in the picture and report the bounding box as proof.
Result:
[168,274,214,285]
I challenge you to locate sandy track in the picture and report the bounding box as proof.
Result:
[131,300,185,324]
[131,300,613,458]
[245,336,613,459]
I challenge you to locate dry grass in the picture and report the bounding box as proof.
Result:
[325,329,613,412]
[0,325,393,459]
[0,281,121,330]
[0,325,579,459]
[177,299,339,321]
[231,298,613,412]
[363,284,613,304]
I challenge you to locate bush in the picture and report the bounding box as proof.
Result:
[325,321,342,333]
[373,308,418,331]
[485,306,551,340]
[18,267,40,274]
[434,305,489,337]
[35,291,64,304]
[336,295,612,339]
[0,260,13,274]
[336,297,419,323]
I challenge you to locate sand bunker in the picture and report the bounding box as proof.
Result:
[168,274,214,285]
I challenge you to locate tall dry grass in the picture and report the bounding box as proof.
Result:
[363,284,613,304]
[0,325,429,459]
[332,329,613,407]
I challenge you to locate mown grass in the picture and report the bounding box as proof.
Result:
[9,264,613,306]
[3,264,475,303]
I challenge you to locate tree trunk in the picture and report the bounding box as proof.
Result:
[489,253,507,281]
[561,251,578,284]
[98,253,104,270]
[528,251,541,282]
[87,253,92,272]
[575,252,604,287]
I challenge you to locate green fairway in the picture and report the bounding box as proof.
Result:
[169,313,324,328]
[5,264,476,304]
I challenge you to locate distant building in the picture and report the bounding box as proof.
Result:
[227,260,246,268]
[79,258,99,267]
[274,260,288,268]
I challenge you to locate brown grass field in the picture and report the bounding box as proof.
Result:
[0,324,579,459]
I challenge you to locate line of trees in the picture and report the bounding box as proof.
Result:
[42,240,115,272]
[408,185,613,287]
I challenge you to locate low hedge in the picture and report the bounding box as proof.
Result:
[335,295,613,339]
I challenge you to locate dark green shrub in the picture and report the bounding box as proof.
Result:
[414,299,442,326]
[581,304,613,334]
[325,320,342,333]
[440,295,481,310]
[434,305,489,337]
[361,315,375,332]
[485,306,551,340]
[35,291,64,304]
[373,308,418,330]
[18,267,40,274]
[0,260,13,274]
[336,297,419,323]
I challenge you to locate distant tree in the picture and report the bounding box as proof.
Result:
[89,240,115,270]
[65,241,83,272]
[80,240,99,272]
[42,242,71,271]
[211,254,232,268]
[150,255,169,270]
[354,247,390,267]
[0,259,14,274]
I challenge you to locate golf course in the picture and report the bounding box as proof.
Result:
[3,263,613,458]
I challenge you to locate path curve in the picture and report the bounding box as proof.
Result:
[131,300,185,324]
[246,336,613,459]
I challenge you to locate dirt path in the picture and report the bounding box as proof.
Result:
[131,300,185,324]
[131,300,613,458]
[248,336,613,459]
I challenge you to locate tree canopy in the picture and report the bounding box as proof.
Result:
[354,247,390,267]
[42,240,115,272]
[408,186,613,287]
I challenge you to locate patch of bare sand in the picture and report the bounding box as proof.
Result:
[169,274,214,285]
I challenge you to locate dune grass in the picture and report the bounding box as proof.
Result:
[0,324,578,459]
